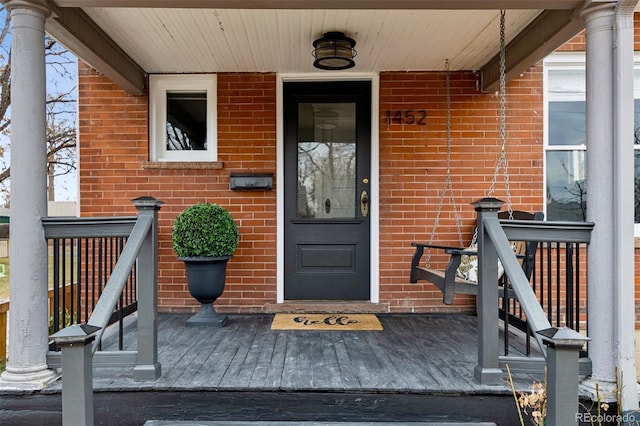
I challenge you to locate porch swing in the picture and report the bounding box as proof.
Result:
[409,10,543,305]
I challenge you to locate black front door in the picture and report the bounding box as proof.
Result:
[284,81,371,300]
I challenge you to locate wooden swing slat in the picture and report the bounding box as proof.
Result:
[410,246,480,304]
[410,211,543,305]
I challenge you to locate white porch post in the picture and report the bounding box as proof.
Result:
[0,0,58,389]
[581,0,616,399]
[580,1,638,405]
[613,0,639,414]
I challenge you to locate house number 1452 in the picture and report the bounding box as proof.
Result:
[385,110,427,125]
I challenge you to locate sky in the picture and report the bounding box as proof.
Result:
[0,6,79,205]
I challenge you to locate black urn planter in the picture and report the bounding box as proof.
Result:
[180,256,231,327]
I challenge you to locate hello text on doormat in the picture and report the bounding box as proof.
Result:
[270,313,383,331]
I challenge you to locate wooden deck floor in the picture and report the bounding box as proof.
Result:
[47,312,542,394]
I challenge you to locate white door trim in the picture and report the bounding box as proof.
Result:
[276,72,380,303]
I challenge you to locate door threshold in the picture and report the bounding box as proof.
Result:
[265,301,388,314]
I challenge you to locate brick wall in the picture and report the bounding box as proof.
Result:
[378,70,544,313]
[79,63,544,313]
[79,13,638,315]
[79,65,277,313]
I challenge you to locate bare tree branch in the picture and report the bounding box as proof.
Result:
[0,167,9,184]
[0,6,77,204]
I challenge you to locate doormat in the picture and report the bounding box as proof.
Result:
[270,314,383,331]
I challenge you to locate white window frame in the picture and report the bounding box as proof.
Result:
[543,52,640,234]
[543,53,587,223]
[149,74,217,162]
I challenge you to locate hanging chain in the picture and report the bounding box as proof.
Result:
[473,10,512,245]
[486,9,513,220]
[447,62,464,246]
[426,60,464,266]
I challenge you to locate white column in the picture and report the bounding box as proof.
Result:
[613,0,639,414]
[580,2,618,402]
[0,0,57,389]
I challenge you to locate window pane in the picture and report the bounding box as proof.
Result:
[549,101,585,146]
[546,150,587,221]
[548,69,585,102]
[297,103,356,219]
[166,92,207,151]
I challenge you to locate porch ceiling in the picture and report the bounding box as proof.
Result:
[46,1,589,95]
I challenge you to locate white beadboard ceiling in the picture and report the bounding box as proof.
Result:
[82,8,542,74]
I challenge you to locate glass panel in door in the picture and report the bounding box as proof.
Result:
[297,103,356,219]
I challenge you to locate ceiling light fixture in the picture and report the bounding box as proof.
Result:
[312,31,357,71]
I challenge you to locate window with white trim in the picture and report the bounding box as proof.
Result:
[543,53,640,232]
[149,74,217,162]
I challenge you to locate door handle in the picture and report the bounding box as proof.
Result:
[360,190,369,218]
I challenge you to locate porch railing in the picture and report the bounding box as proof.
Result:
[45,196,163,381]
[500,238,589,359]
[473,198,593,379]
[46,220,138,350]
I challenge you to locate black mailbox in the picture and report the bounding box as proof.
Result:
[229,173,274,191]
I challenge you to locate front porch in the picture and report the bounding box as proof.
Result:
[0,196,597,425]
[2,312,541,424]
[2,2,638,422]
[52,312,544,394]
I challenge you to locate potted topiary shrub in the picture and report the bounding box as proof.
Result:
[172,203,239,327]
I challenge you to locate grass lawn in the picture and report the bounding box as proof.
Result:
[0,249,72,302]
[0,257,8,301]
